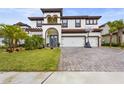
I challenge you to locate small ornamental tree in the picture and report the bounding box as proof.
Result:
[0,24,27,52]
[107,21,117,47]
[113,19,124,45]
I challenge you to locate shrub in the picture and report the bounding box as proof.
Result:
[24,35,44,50]
[102,43,119,47]
[101,43,110,46]
[121,43,124,48]
[112,43,119,47]
[57,42,60,47]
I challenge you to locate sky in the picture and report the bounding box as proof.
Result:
[0,8,124,26]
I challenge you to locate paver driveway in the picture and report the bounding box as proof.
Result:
[58,47,124,71]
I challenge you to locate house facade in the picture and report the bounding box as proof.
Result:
[0,8,102,47]
[26,8,102,47]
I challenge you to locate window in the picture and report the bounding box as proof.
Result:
[93,19,97,24]
[62,20,68,27]
[36,21,42,27]
[86,19,97,25]
[53,15,58,23]
[86,20,90,25]
[89,20,93,24]
[75,19,81,27]
[47,15,58,24]
[47,15,52,24]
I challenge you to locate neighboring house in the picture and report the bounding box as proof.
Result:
[13,22,31,29]
[100,23,111,44]
[100,23,124,45]
[27,8,102,47]
[14,22,42,37]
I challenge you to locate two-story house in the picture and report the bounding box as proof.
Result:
[27,8,102,47]
[0,8,102,47]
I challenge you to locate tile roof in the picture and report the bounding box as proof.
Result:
[28,17,44,20]
[40,8,63,13]
[28,16,101,20]
[61,16,101,19]
[25,28,42,32]
[40,8,63,16]
[14,22,31,27]
[62,28,102,33]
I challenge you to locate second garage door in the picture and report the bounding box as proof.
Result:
[61,36,85,47]
[89,36,99,47]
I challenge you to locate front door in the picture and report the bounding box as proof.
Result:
[50,35,58,47]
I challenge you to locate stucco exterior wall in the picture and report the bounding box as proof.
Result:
[30,21,37,27]
[101,24,110,35]
[28,32,42,36]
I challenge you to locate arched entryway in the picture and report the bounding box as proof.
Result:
[45,28,59,47]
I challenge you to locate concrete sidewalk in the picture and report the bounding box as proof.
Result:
[1,72,124,84]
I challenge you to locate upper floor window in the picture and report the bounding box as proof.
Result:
[47,15,52,24]
[93,20,97,24]
[62,20,68,27]
[75,19,81,27]
[86,19,97,25]
[47,15,58,24]
[36,21,42,27]
[53,15,58,23]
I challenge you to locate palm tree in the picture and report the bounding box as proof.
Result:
[0,24,27,52]
[113,19,124,45]
[107,21,117,47]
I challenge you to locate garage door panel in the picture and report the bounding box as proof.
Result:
[89,37,98,47]
[62,36,85,47]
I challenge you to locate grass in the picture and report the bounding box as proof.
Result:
[0,48,60,71]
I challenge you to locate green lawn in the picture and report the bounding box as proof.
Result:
[0,48,60,71]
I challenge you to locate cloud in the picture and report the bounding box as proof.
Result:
[11,8,42,17]
[0,8,124,25]
[0,8,43,25]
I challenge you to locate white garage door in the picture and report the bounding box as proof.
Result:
[62,36,85,47]
[89,37,98,47]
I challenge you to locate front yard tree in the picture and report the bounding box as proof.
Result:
[0,24,27,52]
[107,21,117,47]
[113,19,124,45]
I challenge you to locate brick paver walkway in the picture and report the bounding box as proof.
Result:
[58,47,124,71]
